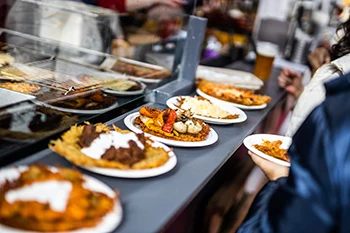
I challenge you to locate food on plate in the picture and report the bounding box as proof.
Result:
[0,67,103,92]
[134,106,211,141]
[49,90,117,111]
[112,60,170,79]
[33,74,102,92]
[254,140,289,162]
[50,123,170,169]
[104,79,143,91]
[73,75,103,87]
[0,104,78,141]
[0,53,15,68]
[0,81,41,94]
[0,165,116,232]
[197,79,271,106]
[112,60,156,76]
[174,96,239,119]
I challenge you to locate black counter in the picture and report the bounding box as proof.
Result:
[10,64,285,233]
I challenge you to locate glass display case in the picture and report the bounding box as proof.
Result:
[0,0,206,164]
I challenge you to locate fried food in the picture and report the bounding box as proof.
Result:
[0,81,41,94]
[0,165,115,232]
[254,140,289,162]
[135,106,211,142]
[140,106,162,118]
[175,96,239,119]
[197,79,271,106]
[49,123,169,169]
[50,90,117,110]
[104,79,142,91]
[112,60,170,79]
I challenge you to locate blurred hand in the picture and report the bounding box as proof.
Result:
[308,47,331,74]
[278,68,304,99]
[248,151,289,181]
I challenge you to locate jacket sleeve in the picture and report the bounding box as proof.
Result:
[238,105,336,233]
[285,65,338,137]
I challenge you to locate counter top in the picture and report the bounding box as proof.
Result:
[11,64,285,233]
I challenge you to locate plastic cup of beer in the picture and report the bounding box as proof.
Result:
[253,41,278,80]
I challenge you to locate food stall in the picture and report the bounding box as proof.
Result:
[0,1,289,232]
[9,67,285,233]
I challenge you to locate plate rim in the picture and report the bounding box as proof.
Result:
[0,166,123,233]
[31,99,119,115]
[196,88,267,110]
[79,143,177,178]
[243,134,292,167]
[166,96,247,124]
[124,112,218,147]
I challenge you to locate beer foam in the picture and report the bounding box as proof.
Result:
[257,42,278,57]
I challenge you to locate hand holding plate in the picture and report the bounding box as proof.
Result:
[248,150,289,181]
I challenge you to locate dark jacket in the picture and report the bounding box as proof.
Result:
[238,73,350,233]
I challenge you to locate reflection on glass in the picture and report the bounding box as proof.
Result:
[0,0,193,160]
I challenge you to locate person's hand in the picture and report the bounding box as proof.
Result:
[278,68,304,99]
[248,151,289,181]
[308,47,331,74]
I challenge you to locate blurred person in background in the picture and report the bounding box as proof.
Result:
[238,71,350,233]
[5,0,107,63]
[4,0,184,63]
[278,16,350,137]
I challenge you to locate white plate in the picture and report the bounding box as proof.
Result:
[32,100,119,115]
[124,112,218,147]
[103,82,146,96]
[166,96,247,125]
[243,134,292,167]
[0,166,123,233]
[196,88,267,110]
[80,141,177,178]
[196,65,263,90]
